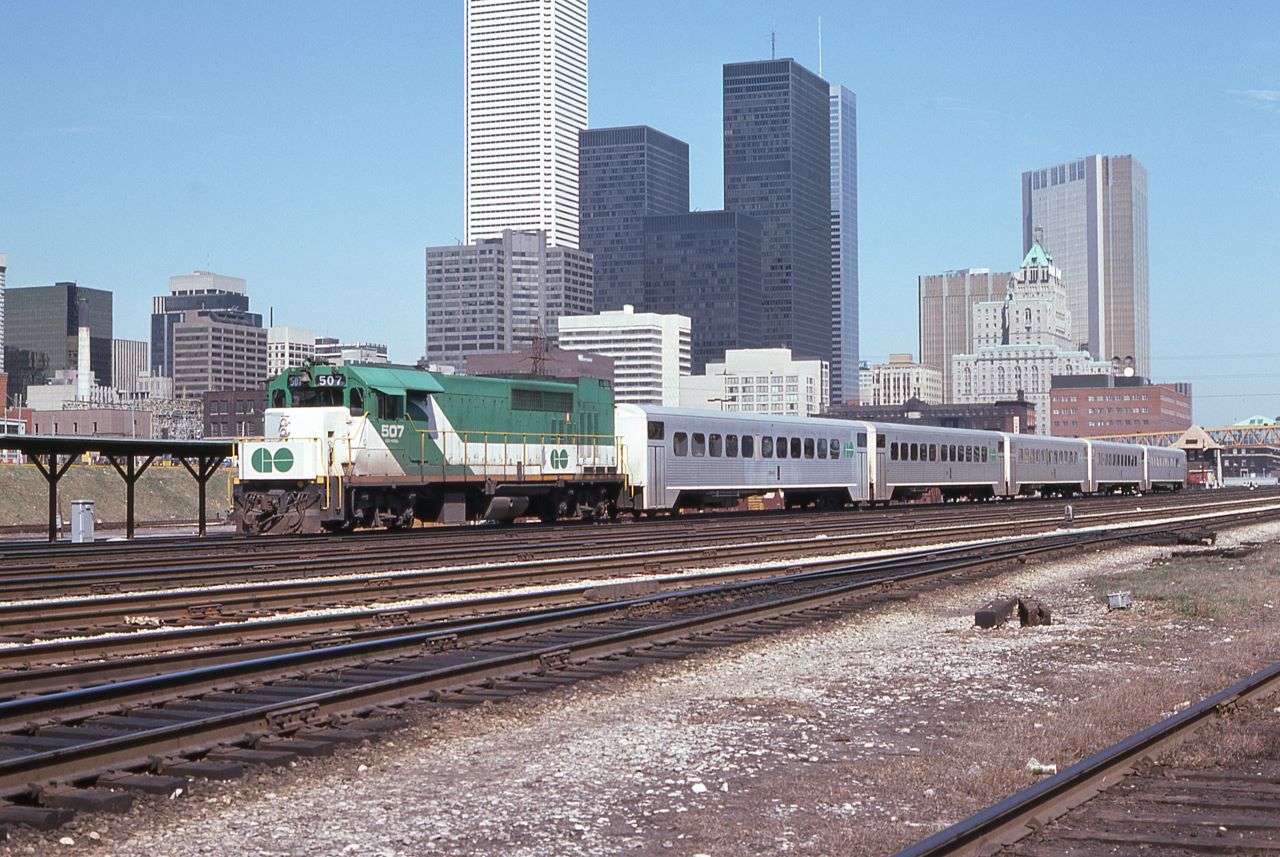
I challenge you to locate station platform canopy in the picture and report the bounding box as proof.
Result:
[0,435,236,542]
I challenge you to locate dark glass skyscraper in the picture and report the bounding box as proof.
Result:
[3,282,113,401]
[643,211,763,373]
[579,126,690,312]
[723,58,832,363]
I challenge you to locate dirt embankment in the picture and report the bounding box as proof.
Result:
[0,465,232,528]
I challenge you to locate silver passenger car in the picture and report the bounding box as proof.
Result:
[617,405,871,511]
[1000,433,1089,497]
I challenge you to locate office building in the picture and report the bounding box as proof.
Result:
[1050,375,1192,437]
[826,398,1035,434]
[578,125,689,311]
[3,282,112,402]
[465,0,588,248]
[829,84,859,404]
[857,354,943,407]
[151,272,251,377]
[313,338,388,366]
[203,387,266,438]
[111,340,149,393]
[425,230,593,367]
[643,211,763,373]
[918,268,1011,402]
[558,305,691,406]
[680,348,829,417]
[267,326,317,376]
[1022,154,1149,374]
[723,58,832,362]
[171,310,268,398]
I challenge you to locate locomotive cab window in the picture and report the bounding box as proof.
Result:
[692,433,706,457]
[375,391,404,420]
[648,421,665,440]
[349,387,365,416]
[271,389,286,408]
[742,435,755,458]
[673,432,689,456]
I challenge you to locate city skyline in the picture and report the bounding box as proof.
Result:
[2,2,1277,425]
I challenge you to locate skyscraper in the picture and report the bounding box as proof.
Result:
[465,0,588,248]
[643,211,763,373]
[579,125,689,311]
[723,58,832,363]
[151,272,252,377]
[3,282,113,401]
[829,84,858,404]
[1021,154,1149,375]
[918,268,1012,402]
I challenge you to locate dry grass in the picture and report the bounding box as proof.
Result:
[1089,547,1280,618]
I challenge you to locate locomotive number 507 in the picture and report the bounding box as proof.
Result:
[380,424,406,440]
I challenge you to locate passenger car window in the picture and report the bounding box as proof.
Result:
[692,433,706,457]
[910,443,918,461]
[742,435,755,458]
[726,434,739,458]
[790,437,801,459]
[856,432,867,448]
[929,444,937,462]
[831,438,841,457]
[890,442,898,460]
[803,438,814,459]
[648,421,665,440]
[817,438,828,458]
[982,447,988,462]
[709,434,723,457]
[776,437,787,459]
[673,432,688,456]
[761,436,773,458]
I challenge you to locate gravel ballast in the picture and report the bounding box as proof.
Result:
[7,520,1280,856]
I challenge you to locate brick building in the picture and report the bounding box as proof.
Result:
[1049,375,1192,437]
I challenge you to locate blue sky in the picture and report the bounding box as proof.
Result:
[2,1,1277,426]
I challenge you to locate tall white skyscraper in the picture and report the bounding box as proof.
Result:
[465,0,588,249]
[829,84,858,404]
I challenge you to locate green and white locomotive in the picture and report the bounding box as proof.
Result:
[235,363,623,533]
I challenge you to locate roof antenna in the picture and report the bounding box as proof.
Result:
[818,17,823,76]
[771,30,776,59]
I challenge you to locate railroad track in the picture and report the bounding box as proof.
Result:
[0,502,1274,833]
[896,661,1280,856]
[0,494,1266,641]
[1,491,1264,599]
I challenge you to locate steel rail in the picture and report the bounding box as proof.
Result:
[893,660,1280,857]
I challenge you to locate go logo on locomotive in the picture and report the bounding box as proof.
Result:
[549,448,570,469]
[251,447,296,474]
